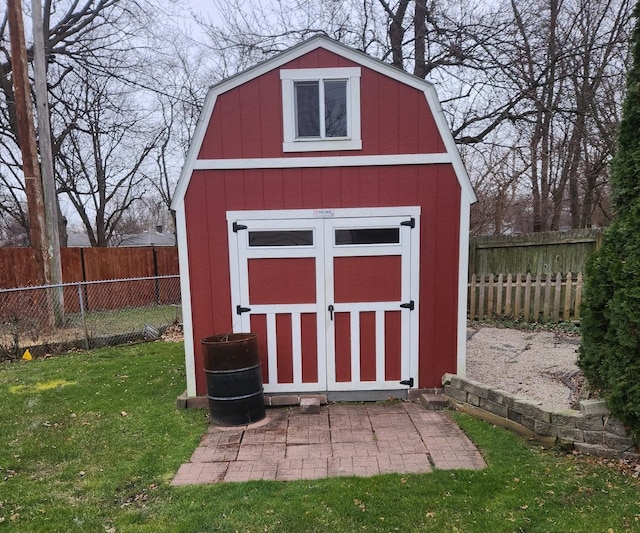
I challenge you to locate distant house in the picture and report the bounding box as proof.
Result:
[172,36,476,402]
[66,226,175,247]
[117,226,176,247]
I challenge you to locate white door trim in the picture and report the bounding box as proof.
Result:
[227,207,420,393]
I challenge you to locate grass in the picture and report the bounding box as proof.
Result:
[1,342,639,532]
[81,304,182,336]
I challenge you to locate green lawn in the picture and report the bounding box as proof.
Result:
[0,342,638,532]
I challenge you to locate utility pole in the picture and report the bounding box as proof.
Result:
[32,0,65,324]
[7,0,54,322]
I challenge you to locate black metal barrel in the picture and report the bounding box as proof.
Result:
[201,333,266,426]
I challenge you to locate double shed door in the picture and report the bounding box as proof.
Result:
[228,209,419,394]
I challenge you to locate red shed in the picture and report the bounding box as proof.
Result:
[171,36,476,402]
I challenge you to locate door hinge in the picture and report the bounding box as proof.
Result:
[232,222,248,232]
[400,217,415,229]
[400,378,414,387]
[400,300,415,311]
[236,305,251,315]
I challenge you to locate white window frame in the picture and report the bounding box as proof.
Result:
[280,67,362,152]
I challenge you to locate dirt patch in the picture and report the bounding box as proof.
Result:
[466,325,582,411]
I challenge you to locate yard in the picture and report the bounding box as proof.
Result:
[1,341,639,532]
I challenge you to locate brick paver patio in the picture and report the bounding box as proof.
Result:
[171,402,485,485]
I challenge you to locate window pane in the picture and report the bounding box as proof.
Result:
[295,81,320,137]
[324,80,347,137]
[249,230,314,247]
[335,228,400,245]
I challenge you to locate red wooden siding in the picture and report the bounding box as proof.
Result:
[301,313,318,383]
[333,256,401,303]
[185,164,461,394]
[197,49,446,160]
[385,311,402,380]
[248,258,316,304]
[359,311,376,381]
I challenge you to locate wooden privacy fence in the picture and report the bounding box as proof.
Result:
[468,272,583,323]
[0,246,179,289]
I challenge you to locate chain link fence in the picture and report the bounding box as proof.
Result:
[0,275,182,359]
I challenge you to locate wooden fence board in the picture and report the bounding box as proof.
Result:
[469,229,601,276]
[0,247,179,288]
[469,272,583,323]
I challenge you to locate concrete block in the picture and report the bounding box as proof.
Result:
[556,426,584,442]
[583,430,605,446]
[409,388,443,401]
[513,399,550,423]
[520,415,536,432]
[460,379,490,399]
[300,394,328,405]
[449,375,465,389]
[604,418,629,437]
[466,393,481,407]
[441,373,455,386]
[622,450,640,461]
[300,397,321,414]
[574,442,623,459]
[549,409,581,428]
[269,395,299,406]
[479,397,509,418]
[603,433,635,451]
[487,389,509,406]
[420,393,448,410]
[555,438,575,452]
[186,396,208,409]
[443,385,468,403]
[176,392,188,410]
[580,399,609,417]
[534,419,557,437]
[576,415,604,431]
[507,409,523,425]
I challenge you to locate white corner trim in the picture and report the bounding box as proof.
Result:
[171,92,218,212]
[175,205,197,396]
[194,153,451,170]
[456,198,471,378]
[422,87,477,204]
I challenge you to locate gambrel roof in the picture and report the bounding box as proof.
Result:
[171,35,476,210]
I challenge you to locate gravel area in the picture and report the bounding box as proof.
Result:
[466,326,582,411]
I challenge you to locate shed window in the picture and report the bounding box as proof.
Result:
[294,80,348,138]
[335,228,400,245]
[281,67,361,152]
[249,230,314,247]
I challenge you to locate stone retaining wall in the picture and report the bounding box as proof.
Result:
[442,373,639,460]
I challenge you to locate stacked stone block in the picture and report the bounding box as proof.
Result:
[442,374,638,460]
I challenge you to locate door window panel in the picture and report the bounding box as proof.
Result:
[248,230,313,247]
[335,228,400,245]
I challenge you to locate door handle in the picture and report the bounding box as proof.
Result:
[328,304,334,321]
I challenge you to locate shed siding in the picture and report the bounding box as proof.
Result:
[197,49,445,161]
[185,165,460,394]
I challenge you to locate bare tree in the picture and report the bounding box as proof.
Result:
[0,0,183,246]
[55,66,160,247]
[494,0,631,231]
[196,0,632,234]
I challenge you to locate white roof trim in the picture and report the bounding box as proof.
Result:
[172,34,476,210]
